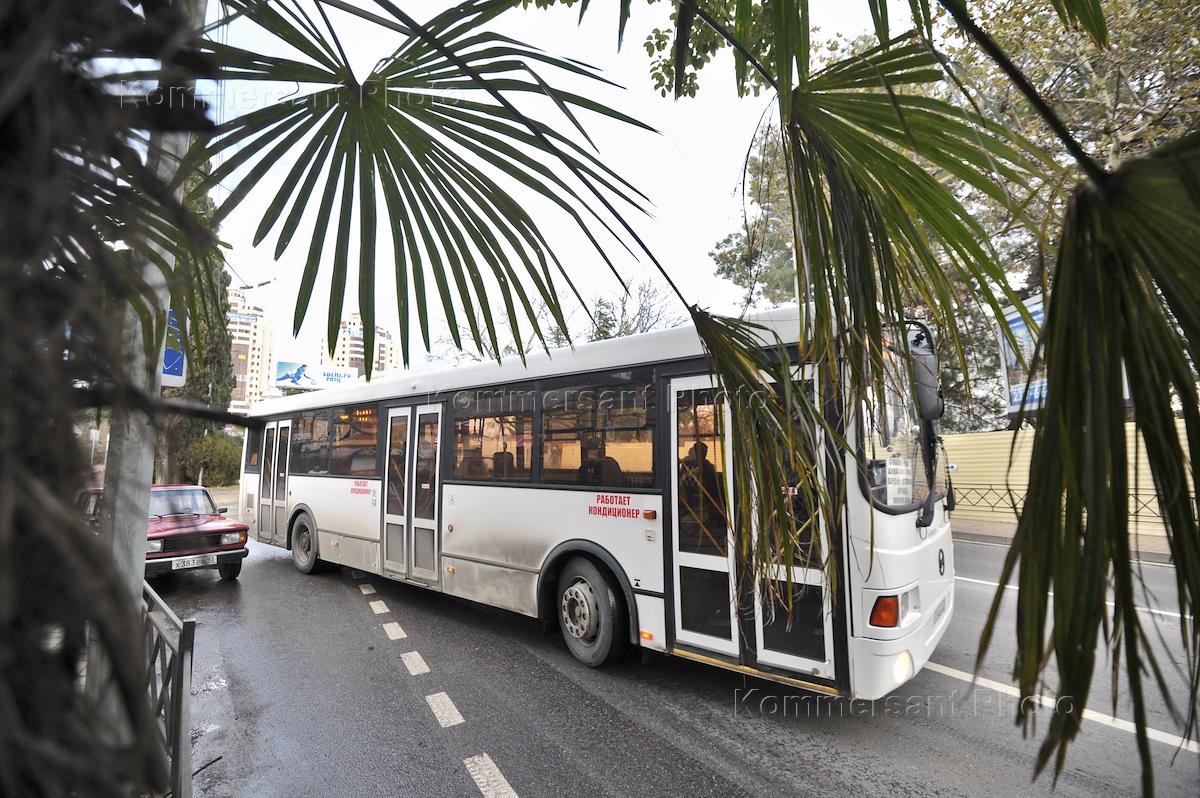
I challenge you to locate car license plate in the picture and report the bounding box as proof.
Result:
[172,554,217,570]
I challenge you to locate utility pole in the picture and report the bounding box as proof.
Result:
[97,0,211,606]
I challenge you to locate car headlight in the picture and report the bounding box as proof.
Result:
[220,532,244,545]
[146,539,163,553]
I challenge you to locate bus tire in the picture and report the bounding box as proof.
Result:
[290,513,321,574]
[557,557,626,667]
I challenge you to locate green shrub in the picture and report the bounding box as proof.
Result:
[179,433,242,486]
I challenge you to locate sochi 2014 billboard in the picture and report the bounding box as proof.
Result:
[275,361,357,391]
[997,294,1045,417]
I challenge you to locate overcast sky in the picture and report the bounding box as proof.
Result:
[209,1,905,366]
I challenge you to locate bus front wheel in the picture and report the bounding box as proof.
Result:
[291,514,322,574]
[557,557,626,667]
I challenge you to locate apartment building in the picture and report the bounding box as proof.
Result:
[227,289,274,414]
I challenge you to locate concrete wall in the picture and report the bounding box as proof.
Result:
[942,419,1188,538]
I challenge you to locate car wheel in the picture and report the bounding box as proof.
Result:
[557,557,626,667]
[291,513,322,574]
[218,562,241,580]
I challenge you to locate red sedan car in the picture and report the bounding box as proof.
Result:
[80,484,249,580]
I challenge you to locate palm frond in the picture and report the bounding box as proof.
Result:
[691,308,850,595]
[684,34,1049,617]
[785,36,1046,438]
[979,133,1200,796]
[0,2,220,794]
[192,0,654,374]
[1045,0,1109,47]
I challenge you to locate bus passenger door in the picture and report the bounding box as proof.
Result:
[383,407,411,574]
[256,423,276,543]
[670,376,739,657]
[408,405,442,584]
[270,420,291,547]
[750,380,835,680]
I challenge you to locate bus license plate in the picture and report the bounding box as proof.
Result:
[172,554,217,570]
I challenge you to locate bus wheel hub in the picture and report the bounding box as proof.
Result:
[562,579,598,642]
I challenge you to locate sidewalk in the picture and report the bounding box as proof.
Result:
[952,517,1175,565]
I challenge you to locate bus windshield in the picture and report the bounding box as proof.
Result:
[863,326,938,509]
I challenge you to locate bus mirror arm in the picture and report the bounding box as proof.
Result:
[916,489,937,528]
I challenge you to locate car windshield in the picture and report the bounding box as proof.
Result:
[149,488,217,517]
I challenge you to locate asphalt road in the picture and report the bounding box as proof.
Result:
[155,537,1199,797]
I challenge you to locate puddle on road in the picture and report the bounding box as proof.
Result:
[196,674,228,694]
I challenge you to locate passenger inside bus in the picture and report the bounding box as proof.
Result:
[678,441,727,555]
[492,450,516,480]
[577,438,623,486]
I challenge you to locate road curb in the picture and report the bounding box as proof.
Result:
[952,531,1174,566]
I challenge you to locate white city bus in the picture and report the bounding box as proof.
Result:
[239,307,954,699]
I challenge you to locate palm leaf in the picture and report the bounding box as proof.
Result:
[191,0,654,374]
[978,133,1200,796]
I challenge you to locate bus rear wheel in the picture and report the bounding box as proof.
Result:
[291,514,322,574]
[557,557,626,667]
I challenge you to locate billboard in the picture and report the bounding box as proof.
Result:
[275,361,357,391]
[161,309,186,388]
[998,294,1045,416]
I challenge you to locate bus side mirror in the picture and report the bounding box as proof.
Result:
[908,323,944,421]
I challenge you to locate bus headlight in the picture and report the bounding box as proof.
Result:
[220,532,245,545]
[892,650,914,685]
[146,539,162,553]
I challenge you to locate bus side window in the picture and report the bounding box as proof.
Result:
[452,414,532,481]
[291,410,331,475]
[541,375,655,490]
[330,405,379,477]
[244,426,262,471]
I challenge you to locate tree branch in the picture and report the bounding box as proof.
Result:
[75,384,262,429]
[937,0,1109,188]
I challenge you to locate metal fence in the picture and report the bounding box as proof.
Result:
[142,580,195,798]
[953,482,1165,519]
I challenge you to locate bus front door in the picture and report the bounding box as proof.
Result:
[670,375,835,682]
[670,376,738,657]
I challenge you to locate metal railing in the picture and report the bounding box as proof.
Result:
[142,580,196,798]
[952,482,1166,520]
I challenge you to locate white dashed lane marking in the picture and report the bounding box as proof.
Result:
[426,692,464,727]
[401,651,430,675]
[369,600,389,615]
[464,753,518,798]
[955,575,1187,620]
[383,622,406,640]
[359,583,377,595]
[923,661,1199,754]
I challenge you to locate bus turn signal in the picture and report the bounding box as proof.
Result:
[870,595,900,628]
